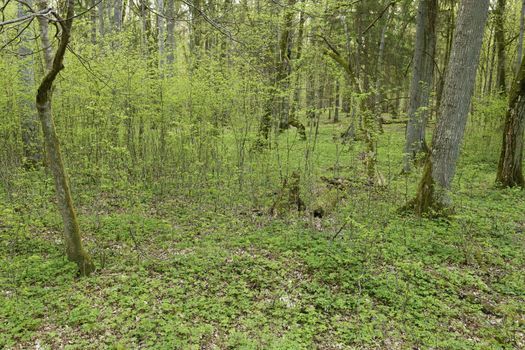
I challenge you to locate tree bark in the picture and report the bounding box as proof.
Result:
[334,80,340,123]
[90,0,97,44]
[516,0,525,73]
[166,0,176,66]
[18,0,42,169]
[157,0,165,73]
[37,0,54,72]
[436,0,455,116]
[113,0,123,32]
[36,0,95,276]
[411,0,490,215]
[403,0,437,173]
[494,0,507,94]
[97,0,105,41]
[496,57,525,187]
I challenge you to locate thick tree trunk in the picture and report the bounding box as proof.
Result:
[496,58,525,187]
[18,0,42,169]
[494,0,507,94]
[403,0,437,173]
[36,0,95,276]
[412,0,490,215]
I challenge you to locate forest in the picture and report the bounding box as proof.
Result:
[0,0,524,348]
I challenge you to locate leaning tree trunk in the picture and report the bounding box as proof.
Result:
[496,57,525,187]
[36,0,95,276]
[403,0,437,173]
[411,0,490,215]
[494,0,507,94]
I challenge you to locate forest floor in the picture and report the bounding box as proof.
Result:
[1,122,524,349]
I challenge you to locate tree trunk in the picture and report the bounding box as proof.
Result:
[90,0,97,44]
[436,0,455,115]
[18,0,42,169]
[516,0,525,73]
[157,0,165,73]
[403,0,437,173]
[166,0,176,66]
[98,0,105,42]
[411,0,490,215]
[37,0,54,72]
[374,7,391,130]
[191,0,202,51]
[494,0,507,94]
[277,0,295,131]
[496,57,525,187]
[113,0,123,32]
[334,80,340,123]
[36,0,95,276]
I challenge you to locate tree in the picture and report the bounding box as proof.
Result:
[494,0,507,94]
[36,0,95,275]
[403,0,437,173]
[496,57,525,187]
[18,0,42,169]
[409,0,490,215]
[517,0,525,73]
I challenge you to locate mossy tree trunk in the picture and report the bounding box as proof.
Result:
[412,0,490,215]
[36,0,95,276]
[496,57,525,187]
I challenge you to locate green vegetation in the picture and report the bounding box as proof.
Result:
[1,122,524,349]
[1,0,525,348]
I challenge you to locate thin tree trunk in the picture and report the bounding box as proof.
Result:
[403,0,437,173]
[18,0,42,169]
[36,0,95,276]
[98,0,105,42]
[496,58,525,187]
[487,27,497,95]
[374,7,391,131]
[483,26,495,95]
[166,0,176,66]
[495,0,507,94]
[516,0,525,73]
[191,0,202,51]
[158,0,165,73]
[334,80,340,123]
[90,0,97,44]
[436,0,455,115]
[289,1,306,135]
[37,0,54,72]
[113,0,123,32]
[411,0,490,215]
